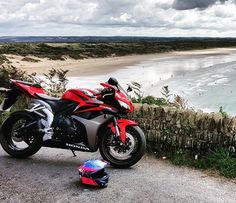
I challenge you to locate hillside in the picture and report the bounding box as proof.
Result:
[0,38,236,64]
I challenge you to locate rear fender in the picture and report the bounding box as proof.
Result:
[11,80,44,98]
[108,119,138,143]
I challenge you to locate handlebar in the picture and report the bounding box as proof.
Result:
[101,88,114,94]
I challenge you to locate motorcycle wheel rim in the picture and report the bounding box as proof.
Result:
[8,118,34,151]
[106,131,138,161]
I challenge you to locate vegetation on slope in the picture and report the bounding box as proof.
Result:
[170,148,236,178]
[0,54,9,65]
[0,38,236,62]
[130,83,236,178]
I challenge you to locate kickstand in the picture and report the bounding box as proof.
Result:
[71,150,77,157]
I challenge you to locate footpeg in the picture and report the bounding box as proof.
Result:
[39,128,53,141]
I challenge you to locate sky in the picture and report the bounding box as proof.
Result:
[0,0,236,37]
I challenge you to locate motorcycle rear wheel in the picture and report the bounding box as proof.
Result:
[99,125,146,168]
[0,111,42,158]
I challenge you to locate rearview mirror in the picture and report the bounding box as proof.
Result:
[127,86,133,92]
[108,77,118,86]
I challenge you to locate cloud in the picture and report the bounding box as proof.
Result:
[172,0,229,10]
[0,0,235,37]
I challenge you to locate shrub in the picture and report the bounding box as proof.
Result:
[42,68,68,96]
[169,148,236,178]
[0,64,69,124]
[133,96,168,106]
[219,106,228,117]
[161,85,171,102]
[0,64,34,88]
[173,95,188,109]
[0,54,8,65]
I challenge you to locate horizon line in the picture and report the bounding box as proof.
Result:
[0,36,236,39]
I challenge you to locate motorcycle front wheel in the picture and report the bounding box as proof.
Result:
[0,111,42,158]
[99,125,146,168]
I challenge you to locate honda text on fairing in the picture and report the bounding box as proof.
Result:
[0,77,146,168]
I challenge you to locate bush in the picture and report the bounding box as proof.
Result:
[170,149,190,166]
[206,148,236,178]
[0,64,34,88]
[0,64,69,125]
[169,148,236,178]
[0,54,8,65]
[0,64,68,95]
[42,68,68,96]
[132,96,169,106]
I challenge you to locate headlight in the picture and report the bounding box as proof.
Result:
[118,100,130,110]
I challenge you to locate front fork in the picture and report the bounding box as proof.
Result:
[108,117,138,143]
[113,117,120,137]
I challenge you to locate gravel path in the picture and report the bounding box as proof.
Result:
[0,147,236,203]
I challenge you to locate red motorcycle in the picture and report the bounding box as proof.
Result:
[0,77,146,168]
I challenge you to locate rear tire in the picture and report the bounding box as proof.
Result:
[99,126,146,168]
[0,111,42,158]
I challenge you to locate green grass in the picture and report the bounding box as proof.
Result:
[132,96,169,106]
[170,148,236,178]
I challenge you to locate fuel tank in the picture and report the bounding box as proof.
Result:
[61,88,96,103]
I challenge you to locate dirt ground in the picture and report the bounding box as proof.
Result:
[0,147,236,203]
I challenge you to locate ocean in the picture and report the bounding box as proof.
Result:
[67,48,236,116]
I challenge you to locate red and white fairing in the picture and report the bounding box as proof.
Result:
[62,83,136,143]
[0,77,146,168]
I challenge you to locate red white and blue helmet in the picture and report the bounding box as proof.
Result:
[78,160,109,188]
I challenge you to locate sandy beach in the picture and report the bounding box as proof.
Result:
[4,47,236,115]
[5,47,236,76]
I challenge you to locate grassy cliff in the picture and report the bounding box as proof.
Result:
[0,38,236,62]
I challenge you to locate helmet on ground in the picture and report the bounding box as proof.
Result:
[78,159,109,188]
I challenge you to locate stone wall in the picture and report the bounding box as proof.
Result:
[129,104,236,154]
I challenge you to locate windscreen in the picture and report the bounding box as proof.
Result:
[117,83,129,97]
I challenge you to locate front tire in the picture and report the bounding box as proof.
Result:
[0,111,42,158]
[99,126,146,168]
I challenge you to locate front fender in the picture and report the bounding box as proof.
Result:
[108,119,138,143]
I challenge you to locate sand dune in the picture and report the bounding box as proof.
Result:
[5,47,236,77]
